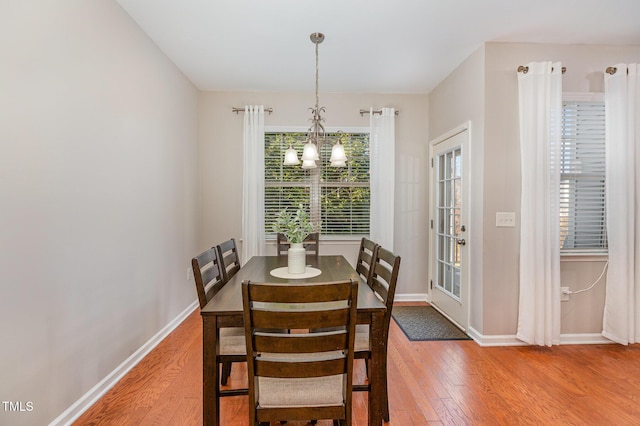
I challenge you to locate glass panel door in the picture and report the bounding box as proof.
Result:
[435,147,462,300]
[430,127,468,330]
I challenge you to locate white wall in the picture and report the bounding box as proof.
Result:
[198,91,430,296]
[431,42,640,338]
[0,1,199,424]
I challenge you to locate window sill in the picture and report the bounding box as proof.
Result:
[560,252,608,262]
[266,236,366,244]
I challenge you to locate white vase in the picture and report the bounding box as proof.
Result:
[287,242,306,274]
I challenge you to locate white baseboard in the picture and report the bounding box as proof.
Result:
[467,329,529,346]
[466,328,614,347]
[49,301,199,426]
[560,333,613,345]
[394,293,428,303]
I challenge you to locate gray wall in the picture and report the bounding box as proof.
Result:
[429,46,486,333]
[198,91,430,296]
[0,1,199,424]
[431,41,640,338]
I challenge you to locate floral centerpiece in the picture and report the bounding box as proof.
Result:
[272,206,315,273]
[272,206,315,244]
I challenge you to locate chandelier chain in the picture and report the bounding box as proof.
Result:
[315,40,319,111]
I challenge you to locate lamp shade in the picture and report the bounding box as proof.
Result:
[284,145,300,165]
[329,141,347,165]
[301,141,320,161]
[302,159,317,169]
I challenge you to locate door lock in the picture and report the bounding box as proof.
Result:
[456,238,466,246]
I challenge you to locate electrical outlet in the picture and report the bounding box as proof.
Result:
[496,212,516,227]
[560,286,570,302]
[187,267,192,281]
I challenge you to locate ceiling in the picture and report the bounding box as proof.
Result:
[115,0,640,94]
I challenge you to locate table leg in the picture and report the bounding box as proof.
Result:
[369,311,384,426]
[203,316,220,426]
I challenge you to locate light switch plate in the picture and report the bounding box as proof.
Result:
[496,212,516,227]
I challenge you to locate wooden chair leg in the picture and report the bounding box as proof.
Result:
[383,376,390,421]
[221,361,232,386]
[382,356,389,422]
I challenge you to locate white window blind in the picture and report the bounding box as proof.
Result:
[264,132,370,238]
[560,100,607,253]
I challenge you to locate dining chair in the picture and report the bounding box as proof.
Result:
[355,237,379,284]
[217,238,241,283]
[276,232,320,259]
[352,246,401,422]
[191,247,246,387]
[241,279,358,426]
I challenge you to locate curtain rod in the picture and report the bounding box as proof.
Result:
[517,65,566,74]
[231,107,273,115]
[359,109,400,116]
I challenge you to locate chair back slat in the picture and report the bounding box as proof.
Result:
[251,308,350,330]
[302,232,320,257]
[254,331,348,354]
[370,279,390,304]
[217,238,241,283]
[256,357,347,378]
[276,232,320,258]
[191,247,225,309]
[200,263,223,291]
[355,238,379,284]
[372,259,393,287]
[248,282,350,303]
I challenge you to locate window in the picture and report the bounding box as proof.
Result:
[264,131,370,238]
[560,99,607,254]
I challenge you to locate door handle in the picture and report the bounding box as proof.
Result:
[456,238,466,246]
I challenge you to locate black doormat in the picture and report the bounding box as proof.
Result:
[391,306,471,341]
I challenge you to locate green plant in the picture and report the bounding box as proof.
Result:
[272,206,315,243]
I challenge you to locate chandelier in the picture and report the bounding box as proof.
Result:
[283,32,347,168]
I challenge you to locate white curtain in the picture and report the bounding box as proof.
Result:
[369,107,395,250]
[603,64,640,345]
[241,105,265,265]
[516,62,562,346]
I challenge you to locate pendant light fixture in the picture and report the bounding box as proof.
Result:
[283,144,300,165]
[284,32,346,168]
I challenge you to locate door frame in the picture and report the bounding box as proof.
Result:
[428,122,471,331]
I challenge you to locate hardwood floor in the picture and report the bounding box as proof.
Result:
[74,304,640,425]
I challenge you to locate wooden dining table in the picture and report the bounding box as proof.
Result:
[200,255,387,426]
